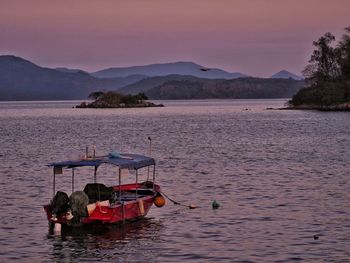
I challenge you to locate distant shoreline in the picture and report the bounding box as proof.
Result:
[267,103,350,111]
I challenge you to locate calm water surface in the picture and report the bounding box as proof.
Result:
[0,99,349,262]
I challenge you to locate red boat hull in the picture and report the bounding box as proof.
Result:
[44,183,160,226]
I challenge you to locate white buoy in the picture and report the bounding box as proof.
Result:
[54,223,61,235]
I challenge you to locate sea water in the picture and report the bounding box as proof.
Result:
[0,99,349,262]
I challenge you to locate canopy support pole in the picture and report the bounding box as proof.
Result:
[53,169,56,197]
[118,168,121,202]
[153,165,156,191]
[147,137,152,181]
[72,168,75,193]
[136,169,138,198]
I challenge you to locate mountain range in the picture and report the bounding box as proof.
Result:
[92,61,246,79]
[0,56,148,100]
[0,55,303,100]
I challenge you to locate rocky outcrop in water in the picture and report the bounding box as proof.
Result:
[76,91,163,108]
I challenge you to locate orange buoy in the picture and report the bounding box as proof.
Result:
[154,192,166,207]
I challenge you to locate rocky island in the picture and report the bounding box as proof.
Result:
[288,27,350,111]
[76,91,163,108]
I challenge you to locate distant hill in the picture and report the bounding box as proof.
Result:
[55,67,89,74]
[0,55,145,100]
[55,67,147,84]
[144,78,304,99]
[118,74,204,95]
[101,74,148,87]
[92,61,246,79]
[271,70,303,80]
[119,74,303,99]
[0,55,303,101]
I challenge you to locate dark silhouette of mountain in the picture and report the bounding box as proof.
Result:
[55,67,88,74]
[271,70,303,80]
[55,67,148,84]
[110,74,149,86]
[92,61,246,79]
[0,55,303,101]
[0,55,146,100]
[143,78,304,99]
[119,74,303,99]
[118,74,204,95]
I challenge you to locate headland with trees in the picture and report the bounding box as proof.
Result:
[289,27,350,110]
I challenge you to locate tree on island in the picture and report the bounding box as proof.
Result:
[338,27,350,79]
[77,91,162,108]
[290,27,350,109]
[302,32,340,84]
[88,91,105,100]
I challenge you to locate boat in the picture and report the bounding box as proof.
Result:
[44,150,165,231]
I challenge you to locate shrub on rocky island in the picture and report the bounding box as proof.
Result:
[76,91,163,108]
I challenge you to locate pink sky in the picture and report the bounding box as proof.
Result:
[0,0,349,77]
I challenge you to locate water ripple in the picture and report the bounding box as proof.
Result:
[0,100,349,262]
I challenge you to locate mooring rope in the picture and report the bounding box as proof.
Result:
[159,190,197,209]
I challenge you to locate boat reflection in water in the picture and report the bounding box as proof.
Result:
[47,218,164,262]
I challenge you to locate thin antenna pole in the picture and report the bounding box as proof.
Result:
[148,137,152,155]
[147,137,152,180]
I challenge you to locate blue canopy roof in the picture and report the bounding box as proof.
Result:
[49,153,155,170]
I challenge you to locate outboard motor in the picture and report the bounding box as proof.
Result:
[69,191,89,222]
[51,191,69,216]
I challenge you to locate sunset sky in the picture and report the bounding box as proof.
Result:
[0,0,349,77]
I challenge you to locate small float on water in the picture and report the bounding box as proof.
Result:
[44,149,165,232]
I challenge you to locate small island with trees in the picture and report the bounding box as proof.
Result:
[76,91,164,108]
[289,27,350,111]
